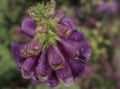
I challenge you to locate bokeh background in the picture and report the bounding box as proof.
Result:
[0,0,120,89]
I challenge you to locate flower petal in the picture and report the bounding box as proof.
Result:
[56,62,74,87]
[54,10,66,22]
[44,72,59,87]
[20,42,31,58]
[69,60,86,78]
[47,45,65,70]
[31,76,41,85]
[21,57,37,79]
[21,18,36,37]
[21,39,42,58]
[57,24,72,38]
[79,41,92,61]
[58,40,78,59]
[68,30,85,41]
[36,51,51,82]
[29,39,42,55]
[61,18,76,31]
[11,43,25,66]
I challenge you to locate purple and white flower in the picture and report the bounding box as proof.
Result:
[12,0,91,87]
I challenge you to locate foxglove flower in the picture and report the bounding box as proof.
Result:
[12,0,91,87]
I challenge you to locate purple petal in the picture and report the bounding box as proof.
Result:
[21,57,37,79]
[56,62,73,87]
[11,43,25,66]
[58,40,78,59]
[31,76,41,85]
[66,40,81,50]
[68,30,85,41]
[61,18,76,31]
[20,42,31,58]
[66,40,91,61]
[54,10,66,22]
[79,41,92,61]
[29,39,42,55]
[21,18,36,37]
[36,51,51,82]
[47,45,65,70]
[21,39,42,58]
[69,60,86,78]
[44,72,59,87]
[57,24,71,38]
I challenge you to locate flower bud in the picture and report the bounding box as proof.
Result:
[56,62,73,87]
[27,6,37,16]
[36,23,47,33]
[21,42,31,58]
[21,18,36,37]
[54,10,66,22]
[29,39,42,56]
[47,45,65,70]
[44,72,59,87]
[21,57,37,79]
[36,51,51,82]
[57,24,72,38]
[61,18,76,31]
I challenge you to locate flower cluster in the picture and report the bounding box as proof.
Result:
[12,0,91,87]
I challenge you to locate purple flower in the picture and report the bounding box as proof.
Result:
[21,18,36,37]
[57,40,78,59]
[69,60,86,78]
[12,0,91,87]
[36,51,51,82]
[57,24,72,38]
[68,30,85,41]
[21,57,37,79]
[12,43,23,62]
[44,72,59,87]
[21,39,42,57]
[47,45,65,70]
[61,18,77,31]
[54,9,66,22]
[56,62,73,87]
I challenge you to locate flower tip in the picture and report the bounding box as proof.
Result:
[21,69,33,79]
[60,77,74,87]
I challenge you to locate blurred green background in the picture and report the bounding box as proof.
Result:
[0,0,120,89]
